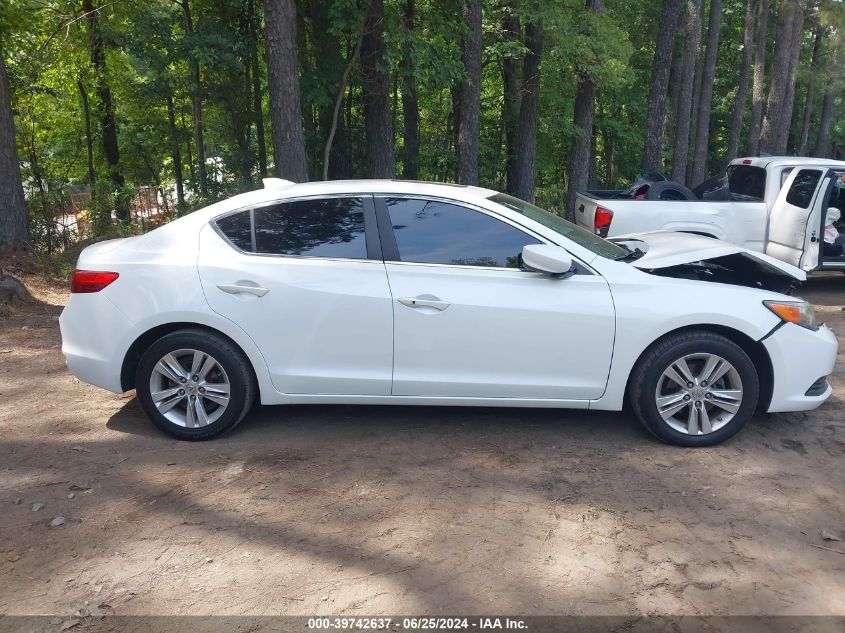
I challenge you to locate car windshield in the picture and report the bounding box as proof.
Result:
[487,193,628,259]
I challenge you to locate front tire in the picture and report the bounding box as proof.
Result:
[629,331,759,447]
[136,329,255,440]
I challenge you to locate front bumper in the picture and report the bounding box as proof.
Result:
[762,322,838,412]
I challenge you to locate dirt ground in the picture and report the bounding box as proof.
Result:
[1,259,844,625]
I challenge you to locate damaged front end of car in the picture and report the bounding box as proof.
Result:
[641,252,803,295]
[613,231,807,294]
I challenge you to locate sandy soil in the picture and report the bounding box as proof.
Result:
[0,260,844,624]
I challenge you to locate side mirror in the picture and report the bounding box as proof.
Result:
[521,244,573,276]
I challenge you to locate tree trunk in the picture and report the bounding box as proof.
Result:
[401,0,420,180]
[83,0,127,220]
[566,0,602,218]
[671,0,703,183]
[797,24,821,156]
[689,0,722,185]
[457,0,481,185]
[166,91,185,214]
[264,0,309,181]
[511,20,542,201]
[322,32,363,181]
[685,14,705,184]
[813,88,835,158]
[747,0,768,156]
[667,45,683,148]
[760,0,806,154]
[502,9,521,194]
[78,79,96,185]
[780,4,806,153]
[179,0,207,196]
[182,109,194,184]
[726,0,756,161]
[643,0,682,174]
[0,53,29,248]
[813,40,840,158]
[249,0,268,178]
[361,0,395,178]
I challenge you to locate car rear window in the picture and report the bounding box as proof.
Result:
[726,165,766,201]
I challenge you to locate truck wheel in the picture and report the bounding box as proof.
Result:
[646,181,697,201]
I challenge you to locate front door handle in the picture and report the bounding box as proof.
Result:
[217,282,269,297]
[398,296,450,311]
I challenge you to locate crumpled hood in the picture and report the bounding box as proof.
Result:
[612,231,806,282]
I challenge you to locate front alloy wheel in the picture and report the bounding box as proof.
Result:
[655,353,743,435]
[630,331,759,447]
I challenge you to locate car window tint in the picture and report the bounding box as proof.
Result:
[215,211,253,251]
[785,170,823,209]
[386,198,539,267]
[254,197,367,258]
[726,165,766,200]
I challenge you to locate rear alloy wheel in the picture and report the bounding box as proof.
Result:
[149,349,232,429]
[137,330,255,440]
[630,331,759,446]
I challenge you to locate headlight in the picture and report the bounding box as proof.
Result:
[763,300,818,331]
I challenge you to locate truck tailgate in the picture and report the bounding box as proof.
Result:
[574,192,601,234]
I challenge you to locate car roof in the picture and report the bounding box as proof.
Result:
[730,156,845,169]
[187,179,502,223]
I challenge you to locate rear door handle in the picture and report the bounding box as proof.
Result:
[398,296,450,311]
[217,282,269,297]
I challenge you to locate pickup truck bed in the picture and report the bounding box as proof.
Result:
[574,190,769,253]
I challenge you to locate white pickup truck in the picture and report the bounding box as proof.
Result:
[574,156,845,272]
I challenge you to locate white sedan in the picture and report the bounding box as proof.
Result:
[59,179,838,446]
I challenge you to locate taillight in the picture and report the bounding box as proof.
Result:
[594,207,614,238]
[71,270,119,293]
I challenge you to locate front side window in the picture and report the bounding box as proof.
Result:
[215,197,368,259]
[785,170,823,209]
[386,197,540,268]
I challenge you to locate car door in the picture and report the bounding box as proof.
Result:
[197,195,393,396]
[376,195,616,401]
[766,167,832,270]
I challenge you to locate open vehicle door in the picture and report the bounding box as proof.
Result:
[766,167,833,271]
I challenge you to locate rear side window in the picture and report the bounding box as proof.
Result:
[215,211,253,251]
[215,197,368,259]
[785,170,823,209]
[386,197,539,267]
[727,165,766,201]
[254,198,367,258]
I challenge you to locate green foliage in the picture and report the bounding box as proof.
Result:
[4,0,845,255]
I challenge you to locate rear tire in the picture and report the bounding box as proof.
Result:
[629,331,759,447]
[136,329,255,440]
